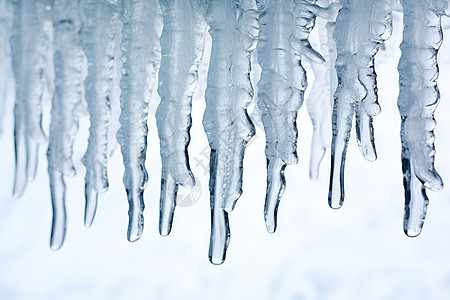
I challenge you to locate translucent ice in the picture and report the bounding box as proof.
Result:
[328,0,392,209]
[117,0,161,242]
[203,0,259,265]
[11,0,51,197]
[156,0,207,237]
[256,0,318,234]
[398,0,446,237]
[0,0,13,137]
[47,0,84,250]
[80,0,118,228]
[305,0,340,180]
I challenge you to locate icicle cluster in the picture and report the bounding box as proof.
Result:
[1,0,449,264]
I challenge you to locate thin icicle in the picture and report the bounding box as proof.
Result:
[80,0,118,228]
[117,0,161,242]
[0,0,13,137]
[256,0,318,234]
[328,0,392,209]
[156,0,207,236]
[305,0,340,181]
[398,0,446,237]
[10,0,51,197]
[47,0,83,250]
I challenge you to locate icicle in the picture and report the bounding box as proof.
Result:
[47,0,83,250]
[202,0,259,265]
[80,0,118,228]
[156,0,207,236]
[256,0,318,234]
[223,0,259,213]
[202,0,235,266]
[117,0,161,242]
[398,0,446,237]
[0,0,13,137]
[10,0,51,197]
[328,0,392,209]
[305,0,340,181]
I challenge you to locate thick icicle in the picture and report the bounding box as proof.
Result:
[398,0,446,237]
[328,0,392,209]
[256,0,317,234]
[117,0,161,242]
[10,0,51,197]
[202,0,259,265]
[202,0,235,265]
[47,0,83,250]
[305,0,340,180]
[0,0,13,137]
[80,0,118,228]
[156,0,206,237]
[223,0,259,213]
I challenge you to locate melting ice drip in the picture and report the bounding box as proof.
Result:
[0,0,448,264]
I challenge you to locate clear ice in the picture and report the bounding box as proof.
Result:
[80,0,118,228]
[305,0,340,181]
[11,0,51,197]
[256,0,320,234]
[156,0,206,237]
[398,0,446,237]
[47,0,84,250]
[1,0,449,264]
[328,0,392,209]
[116,0,161,242]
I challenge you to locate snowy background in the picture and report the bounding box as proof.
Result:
[1,12,450,300]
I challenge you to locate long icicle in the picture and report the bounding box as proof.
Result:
[256,0,320,234]
[222,0,259,213]
[328,0,392,209]
[156,0,207,237]
[305,0,340,181]
[202,0,236,265]
[398,0,445,237]
[10,0,50,197]
[47,0,84,250]
[117,0,161,242]
[80,0,118,228]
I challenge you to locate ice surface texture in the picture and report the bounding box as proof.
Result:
[156,0,206,237]
[328,0,392,209]
[11,0,51,197]
[202,0,259,265]
[117,0,161,242]
[80,0,118,228]
[256,0,321,234]
[398,0,446,237]
[305,0,340,181]
[47,0,84,250]
[2,0,449,264]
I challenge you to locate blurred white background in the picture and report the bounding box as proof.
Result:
[1,12,450,300]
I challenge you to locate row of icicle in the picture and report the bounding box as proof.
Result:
[0,0,448,264]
